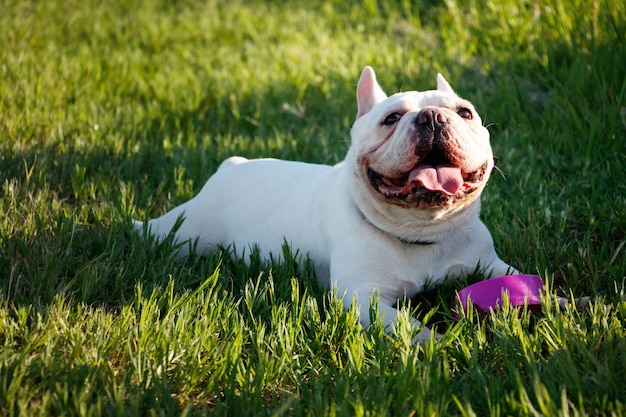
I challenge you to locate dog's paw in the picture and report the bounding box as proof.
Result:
[557,296,591,312]
[575,296,591,311]
[411,327,443,344]
[132,219,144,235]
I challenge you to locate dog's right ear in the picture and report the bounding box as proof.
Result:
[356,66,387,119]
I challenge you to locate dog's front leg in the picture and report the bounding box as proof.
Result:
[487,258,520,278]
[343,290,439,343]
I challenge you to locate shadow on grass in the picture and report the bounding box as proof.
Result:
[0,69,352,315]
[1,27,624,325]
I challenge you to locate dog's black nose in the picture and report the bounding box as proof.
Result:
[416,107,447,127]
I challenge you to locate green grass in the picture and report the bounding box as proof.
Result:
[1,0,625,415]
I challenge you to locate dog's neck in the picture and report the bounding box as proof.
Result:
[353,202,439,246]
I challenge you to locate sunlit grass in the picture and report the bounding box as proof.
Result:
[1,0,625,415]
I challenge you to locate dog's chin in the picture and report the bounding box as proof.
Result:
[365,160,489,209]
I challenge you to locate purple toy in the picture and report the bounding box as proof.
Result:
[455,274,545,317]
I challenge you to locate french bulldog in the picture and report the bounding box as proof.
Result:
[135,66,517,341]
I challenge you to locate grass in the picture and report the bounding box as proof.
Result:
[1,0,625,415]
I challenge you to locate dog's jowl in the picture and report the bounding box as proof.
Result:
[135,66,517,341]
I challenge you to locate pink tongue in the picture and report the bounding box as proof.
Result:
[408,164,464,195]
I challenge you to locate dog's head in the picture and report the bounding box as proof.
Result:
[348,66,496,241]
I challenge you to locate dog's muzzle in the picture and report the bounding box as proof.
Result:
[367,107,490,208]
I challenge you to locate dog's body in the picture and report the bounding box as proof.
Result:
[136,67,517,340]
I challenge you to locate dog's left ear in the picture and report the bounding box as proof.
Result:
[356,66,388,119]
[436,73,455,94]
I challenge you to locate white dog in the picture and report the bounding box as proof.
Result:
[135,66,517,341]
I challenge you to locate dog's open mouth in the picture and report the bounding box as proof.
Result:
[367,151,489,207]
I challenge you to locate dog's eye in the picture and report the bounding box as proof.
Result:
[382,113,402,125]
[457,107,473,120]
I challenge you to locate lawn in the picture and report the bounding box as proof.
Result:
[1,0,625,415]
